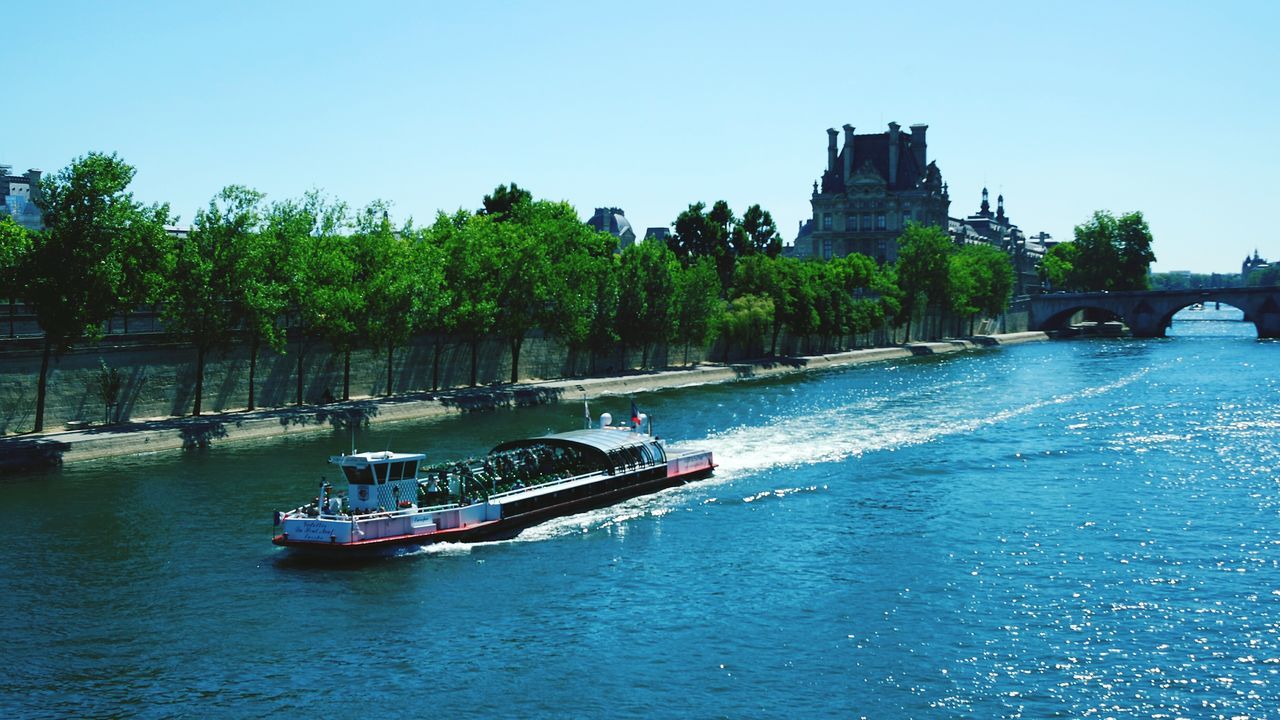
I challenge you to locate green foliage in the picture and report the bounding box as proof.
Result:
[479,182,532,222]
[715,293,774,361]
[670,200,784,290]
[1039,243,1078,291]
[673,257,722,365]
[616,239,680,367]
[950,244,1015,327]
[0,216,31,299]
[1245,265,1280,286]
[24,152,171,431]
[894,222,953,339]
[1047,210,1156,291]
[160,185,265,414]
[738,204,783,259]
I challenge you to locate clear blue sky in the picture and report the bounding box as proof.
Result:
[9,1,1277,273]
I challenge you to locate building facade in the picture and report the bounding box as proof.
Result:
[1242,250,1269,281]
[806,122,949,263]
[586,207,636,250]
[949,188,1046,294]
[1,164,44,231]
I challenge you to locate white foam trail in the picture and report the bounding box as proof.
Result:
[422,368,1151,548]
[680,367,1149,478]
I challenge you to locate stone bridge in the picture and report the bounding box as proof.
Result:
[1027,286,1280,338]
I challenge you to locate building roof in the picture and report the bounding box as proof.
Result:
[823,132,926,194]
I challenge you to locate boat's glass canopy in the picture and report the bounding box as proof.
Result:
[491,429,666,472]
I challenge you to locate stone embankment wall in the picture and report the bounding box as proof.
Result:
[0,307,1028,435]
[0,333,702,434]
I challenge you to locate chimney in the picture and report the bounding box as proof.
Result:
[909,124,928,172]
[842,124,855,183]
[887,122,900,185]
[26,168,42,200]
[827,128,839,175]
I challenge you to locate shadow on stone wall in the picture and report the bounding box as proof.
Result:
[0,437,72,473]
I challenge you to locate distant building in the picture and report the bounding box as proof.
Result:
[948,189,1044,294]
[1242,249,1269,281]
[644,226,670,243]
[1,164,44,231]
[586,207,636,250]
[806,122,950,263]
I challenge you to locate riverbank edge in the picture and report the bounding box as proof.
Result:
[0,332,1048,468]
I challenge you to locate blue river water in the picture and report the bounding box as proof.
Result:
[3,307,1278,718]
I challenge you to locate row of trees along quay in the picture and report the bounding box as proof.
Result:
[1,152,1023,433]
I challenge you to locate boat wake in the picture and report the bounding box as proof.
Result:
[409,368,1150,551]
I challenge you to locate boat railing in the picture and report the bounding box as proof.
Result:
[288,501,460,523]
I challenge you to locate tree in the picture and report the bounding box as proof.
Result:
[160,185,264,415]
[739,204,783,258]
[353,202,438,396]
[1115,211,1156,290]
[479,182,532,222]
[1039,242,1079,291]
[1047,210,1157,292]
[537,213,618,376]
[894,222,953,341]
[949,244,1013,335]
[673,257,722,366]
[238,205,290,411]
[616,239,680,368]
[279,192,355,404]
[0,216,31,338]
[25,153,171,432]
[437,211,498,387]
[732,254,787,355]
[1247,265,1280,286]
[715,294,773,362]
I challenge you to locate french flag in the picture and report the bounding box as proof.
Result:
[630,399,641,428]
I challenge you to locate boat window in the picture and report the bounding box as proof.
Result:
[388,462,405,481]
[343,465,374,484]
[373,463,388,484]
[404,461,418,478]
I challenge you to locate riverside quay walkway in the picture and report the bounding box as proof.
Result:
[1028,286,1280,338]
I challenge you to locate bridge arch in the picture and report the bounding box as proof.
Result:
[1037,305,1128,335]
[1027,287,1280,339]
[1158,299,1252,338]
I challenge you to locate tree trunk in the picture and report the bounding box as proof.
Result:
[904,315,912,344]
[386,345,394,396]
[8,298,14,338]
[34,337,52,432]
[247,335,259,411]
[342,350,351,401]
[295,339,305,406]
[469,336,479,387]
[641,342,649,369]
[431,339,442,391]
[193,343,205,416]
[770,324,781,356]
[509,336,522,384]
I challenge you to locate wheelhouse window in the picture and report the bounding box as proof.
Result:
[343,465,375,484]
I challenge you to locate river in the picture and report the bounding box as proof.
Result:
[3,307,1277,718]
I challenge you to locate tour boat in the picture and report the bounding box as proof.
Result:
[272,409,715,555]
